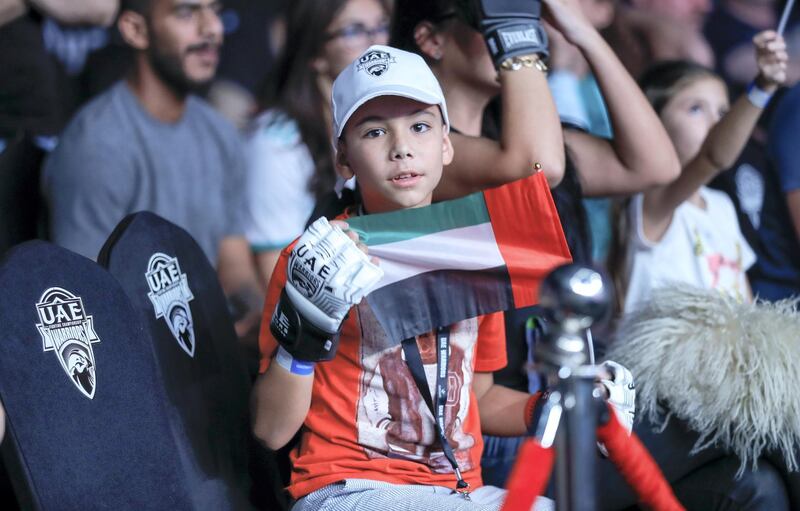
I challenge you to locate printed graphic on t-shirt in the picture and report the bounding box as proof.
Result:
[692,227,745,300]
[355,303,476,473]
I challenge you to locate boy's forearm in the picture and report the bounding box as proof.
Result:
[27,0,119,26]
[251,361,313,450]
[476,381,532,437]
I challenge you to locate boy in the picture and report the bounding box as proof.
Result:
[251,45,557,510]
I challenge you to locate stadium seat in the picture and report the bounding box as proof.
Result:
[98,212,254,510]
[0,241,194,509]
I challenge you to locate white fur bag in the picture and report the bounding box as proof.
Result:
[607,284,800,475]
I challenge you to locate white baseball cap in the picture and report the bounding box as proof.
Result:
[331,45,450,145]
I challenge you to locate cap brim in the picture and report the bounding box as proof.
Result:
[335,84,449,141]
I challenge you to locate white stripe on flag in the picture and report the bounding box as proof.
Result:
[367,222,505,289]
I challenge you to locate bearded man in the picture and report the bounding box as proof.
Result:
[43,0,261,345]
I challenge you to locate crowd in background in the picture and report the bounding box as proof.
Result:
[2,0,800,509]
[4,0,800,324]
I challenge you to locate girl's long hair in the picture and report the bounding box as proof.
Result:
[390,0,456,53]
[259,0,386,200]
[607,60,722,314]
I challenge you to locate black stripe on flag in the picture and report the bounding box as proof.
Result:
[363,265,514,342]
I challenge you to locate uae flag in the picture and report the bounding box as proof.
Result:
[346,171,571,342]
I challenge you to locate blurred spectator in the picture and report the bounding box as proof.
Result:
[42,0,261,344]
[0,1,119,255]
[699,2,800,302]
[243,0,390,288]
[547,0,616,263]
[207,0,288,129]
[709,131,800,302]
[76,27,136,106]
[604,0,714,79]
[215,0,284,96]
[0,3,119,506]
[704,0,800,94]
[746,82,800,300]
[630,0,712,27]
[771,83,800,239]
[615,29,787,313]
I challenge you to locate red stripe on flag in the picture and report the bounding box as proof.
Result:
[483,171,571,308]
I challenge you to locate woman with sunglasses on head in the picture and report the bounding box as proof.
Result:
[243,0,391,288]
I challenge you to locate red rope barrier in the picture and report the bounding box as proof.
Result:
[501,404,685,511]
[501,438,554,511]
[596,406,685,511]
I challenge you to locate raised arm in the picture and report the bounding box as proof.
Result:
[434,0,565,200]
[543,0,681,197]
[28,0,119,26]
[439,65,565,199]
[644,31,787,241]
[0,0,26,26]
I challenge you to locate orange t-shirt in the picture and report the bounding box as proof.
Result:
[258,214,508,500]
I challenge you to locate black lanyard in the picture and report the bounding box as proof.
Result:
[401,326,471,499]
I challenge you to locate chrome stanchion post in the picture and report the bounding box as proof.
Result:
[534,264,611,511]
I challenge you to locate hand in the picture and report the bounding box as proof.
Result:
[753,30,788,92]
[541,0,596,49]
[599,360,635,435]
[270,217,383,361]
[286,216,382,331]
[464,0,549,67]
[543,21,589,75]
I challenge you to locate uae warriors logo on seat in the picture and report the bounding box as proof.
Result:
[35,287,101,399]
[357,50,395,76]
[146,253,196,357]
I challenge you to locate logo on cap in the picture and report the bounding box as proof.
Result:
[146,253,196,358]
[357,50,396,77]
[36,287,101,399]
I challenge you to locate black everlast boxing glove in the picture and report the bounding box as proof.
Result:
[270,217,383,363]
[457,0,548,68]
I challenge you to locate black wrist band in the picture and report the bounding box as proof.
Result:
[484,22,549,65]
[270,288,341,362]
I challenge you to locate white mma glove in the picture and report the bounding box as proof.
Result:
[270,217,383,362]
[600,360,636,435]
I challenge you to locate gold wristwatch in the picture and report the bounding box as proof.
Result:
[499,55,548,73]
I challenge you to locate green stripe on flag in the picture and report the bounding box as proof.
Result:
[346,192,490,246]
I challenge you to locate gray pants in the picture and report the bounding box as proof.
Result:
[292,478,554,511]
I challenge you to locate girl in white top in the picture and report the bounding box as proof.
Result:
[620,30,788,312]
[244,0,390,289]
